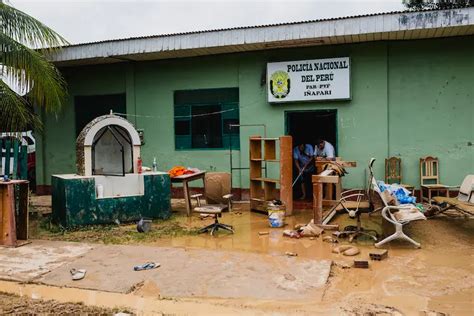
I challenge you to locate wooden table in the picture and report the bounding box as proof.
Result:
[171,171,206,216]
[315,159,357,205]
[0,180,29,247]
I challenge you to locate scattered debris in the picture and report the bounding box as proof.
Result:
[128,279,161,298]
[133,262,160,271]
[284,273,296,281]
[323,236,338,243]
[369,249,388,261]
[285,251,298,257]
[354,260,369,269]
[309,237,315,240]
[283,230,301,238]
[258,231,269,236]
[333,260,352,269]
[420,310,448,316]
[299,223,324,237]
[70,268,86,281]
[332,245,360,256]
[136,218,152,233]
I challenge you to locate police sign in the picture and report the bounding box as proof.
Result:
[267,57,350,103]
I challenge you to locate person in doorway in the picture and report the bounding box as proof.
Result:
[293,143,315,200]
[314,139,336,161]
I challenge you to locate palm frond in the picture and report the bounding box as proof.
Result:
[0,2,69,49]
[1,32,67,113]
[0,79,41,132]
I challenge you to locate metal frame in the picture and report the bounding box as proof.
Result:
[228,124,266,194]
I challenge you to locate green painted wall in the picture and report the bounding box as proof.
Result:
[37,36,474,189]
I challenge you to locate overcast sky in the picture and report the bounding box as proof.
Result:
[10,0,405,44]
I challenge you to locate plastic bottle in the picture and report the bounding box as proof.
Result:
[152,157,157,172]
[137,157,143,174]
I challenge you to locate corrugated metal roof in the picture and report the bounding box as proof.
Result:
[49,7,474,66]
[61,8,465,47]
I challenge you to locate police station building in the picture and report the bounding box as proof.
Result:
[35,8,474,194]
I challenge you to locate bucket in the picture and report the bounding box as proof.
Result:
[268,208,285,228]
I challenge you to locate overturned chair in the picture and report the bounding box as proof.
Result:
[191,193,234,236]
[429,175,474,218]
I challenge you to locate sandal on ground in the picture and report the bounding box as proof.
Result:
[70,268,86,281]
[133,262,160,271]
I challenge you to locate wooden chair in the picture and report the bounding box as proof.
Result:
[384,157,414,194]
[419,156,449,204]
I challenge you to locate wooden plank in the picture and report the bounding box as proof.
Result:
[279,136,293,215]
[312,175,340,184]
[0,184,17,246]
[16,182,29,240]
[313,182,323,224]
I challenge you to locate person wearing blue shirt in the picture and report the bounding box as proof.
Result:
[293,143,315,200]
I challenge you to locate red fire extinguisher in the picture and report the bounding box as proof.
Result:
[137,157,143,174]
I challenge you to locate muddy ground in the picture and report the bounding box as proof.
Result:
[0,292,131,315]
[16,196,474,315]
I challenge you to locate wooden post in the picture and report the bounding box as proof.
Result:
[312,174,339,225]
[313,182,323,224]
[0,184,17,246]
[279,136,293,215]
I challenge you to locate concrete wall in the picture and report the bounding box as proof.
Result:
[37,36,474,190]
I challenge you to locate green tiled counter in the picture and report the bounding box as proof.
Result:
[52,172,171,227]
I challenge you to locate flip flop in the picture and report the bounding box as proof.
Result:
[70,268,86,281]
[133,262,160,271]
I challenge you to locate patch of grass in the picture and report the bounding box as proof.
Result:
[31,214,199,245]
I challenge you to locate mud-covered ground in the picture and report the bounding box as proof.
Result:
[0,292,132,315]
[23,196,474,315]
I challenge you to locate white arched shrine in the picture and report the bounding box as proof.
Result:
[76,114,141,176]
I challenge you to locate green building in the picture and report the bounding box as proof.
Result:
[36,8,474,195]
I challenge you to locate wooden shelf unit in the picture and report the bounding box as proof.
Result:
[249,136,293,215]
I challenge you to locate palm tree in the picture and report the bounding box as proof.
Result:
[1,0,68,132]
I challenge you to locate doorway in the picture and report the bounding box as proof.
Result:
[285,109,337,152]
[285,109,338,200]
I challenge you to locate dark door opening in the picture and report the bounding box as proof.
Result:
[286,110,337,200]
[286,110,337,153]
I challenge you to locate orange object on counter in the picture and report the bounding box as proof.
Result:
[168,166,196,178]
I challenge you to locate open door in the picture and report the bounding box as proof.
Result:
[286,110,337,199]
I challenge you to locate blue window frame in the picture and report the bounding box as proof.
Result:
[174,88,240,150]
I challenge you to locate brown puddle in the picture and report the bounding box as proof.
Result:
[13,199,474,315]
[152,204,474,315]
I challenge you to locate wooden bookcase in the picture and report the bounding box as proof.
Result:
[249,136,293,215]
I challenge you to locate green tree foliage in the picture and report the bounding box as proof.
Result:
[1,1,68,132]
[403,0,473,10]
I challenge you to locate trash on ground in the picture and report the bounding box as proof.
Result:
[332,245,360,256]
[323,236,338,243]
[258,231,269,236]
[354,260,369,269]
[136,218,152,233]
[369,249,388,261]
[133,262,160,271]
[283,229,301,238]
[285,251,298,257]
[70,268,86,281]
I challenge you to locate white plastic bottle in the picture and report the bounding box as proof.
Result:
[152,157,157,172]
